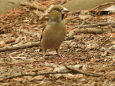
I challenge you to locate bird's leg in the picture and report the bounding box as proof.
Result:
[42,49,46,58]
[55,48,63,57]
[56,48,59,55]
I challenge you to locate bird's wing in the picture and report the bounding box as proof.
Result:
[39,27,46,51]
[40,27,45,42]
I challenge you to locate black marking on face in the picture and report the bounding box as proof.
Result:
[54,8,62,13]
[54,8,64,20]
[61,13,64,20]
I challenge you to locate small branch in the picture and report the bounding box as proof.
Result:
[65,66,102,77]
[0,71,70,82]
[21,1,46,11]
[0,21,17,34]
[5,38,15,44]
[0,65,103,82]
[67,28,106,39]
[92,2,115,11]
[67,22,115,39]
[0,24,10,34]
[0,42,40,52]
[0,24,9,31]
[75,22,115,28]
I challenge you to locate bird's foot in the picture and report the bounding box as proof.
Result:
[56,54,64,59]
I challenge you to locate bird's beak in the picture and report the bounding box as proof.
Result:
[63,7,69,13]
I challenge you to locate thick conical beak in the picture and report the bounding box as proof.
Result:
[63,7,69,13]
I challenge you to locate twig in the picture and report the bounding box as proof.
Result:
[0,42,40,52]
[0,65,103,82]
[67,28,106,39]
[5,38,15,44]
[0,71,70,82]
[75,22,115,28]
[92,2,115,11]
[21,1,46,11]
[67,22,115,39]
[0,21,18,33]
[65,66,102,77]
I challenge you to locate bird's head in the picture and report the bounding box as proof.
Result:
[44,5,69,22]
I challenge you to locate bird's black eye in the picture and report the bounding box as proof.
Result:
[54,8,62,13]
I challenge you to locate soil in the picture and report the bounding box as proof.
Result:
[0,0,115,86]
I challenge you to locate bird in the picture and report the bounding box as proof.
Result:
[40,5,68,57]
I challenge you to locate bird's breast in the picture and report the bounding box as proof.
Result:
[41,23,66,49]
[48,25,66,42]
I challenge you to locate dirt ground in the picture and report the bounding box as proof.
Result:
[0,0,115,86]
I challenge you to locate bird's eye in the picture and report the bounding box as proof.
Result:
[54,8,62,13]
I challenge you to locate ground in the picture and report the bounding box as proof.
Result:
[0,0,115,86]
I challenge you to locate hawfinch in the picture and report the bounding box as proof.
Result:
[41,5,68,57]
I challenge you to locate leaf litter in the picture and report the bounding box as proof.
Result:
[0,0,115,86]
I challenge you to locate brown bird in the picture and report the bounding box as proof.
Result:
[40,5,68,57]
